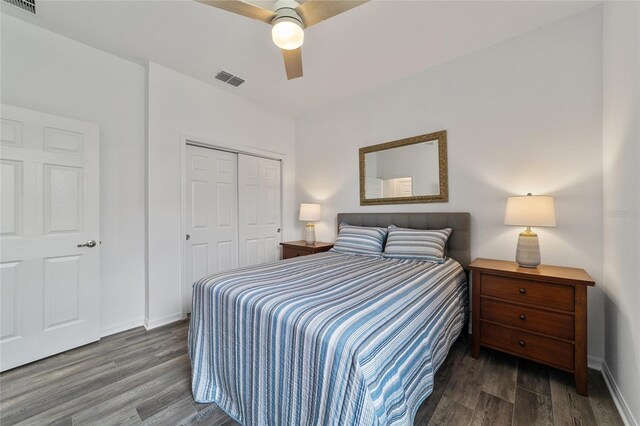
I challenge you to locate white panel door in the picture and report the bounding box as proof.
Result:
[184,145,238,314]
[238,154,282,266]
[0,104,100,371]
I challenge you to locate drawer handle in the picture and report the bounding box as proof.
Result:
[518,340,526,347]
[519,288,527,295]
[519,314,526,321]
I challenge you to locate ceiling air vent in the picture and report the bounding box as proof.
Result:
[3,0,35,14]
[214,70,245,87]
[227,76,245,87]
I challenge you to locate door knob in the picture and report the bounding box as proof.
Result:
[77,240,97,248]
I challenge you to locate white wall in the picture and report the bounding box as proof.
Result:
[602,2,640,424]
[1,14,147,336]
[295,8,605,360]
[146,63,296,328]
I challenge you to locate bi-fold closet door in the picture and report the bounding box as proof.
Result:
[184,144,282,313]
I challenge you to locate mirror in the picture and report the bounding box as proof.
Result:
[359,130,448,205]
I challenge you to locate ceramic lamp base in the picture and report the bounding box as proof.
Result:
[515,228,541,268]
[304,223,316,245]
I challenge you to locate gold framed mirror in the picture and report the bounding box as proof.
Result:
[359,130,448,205]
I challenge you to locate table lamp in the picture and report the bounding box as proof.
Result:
[504,193,556,268]
[299,203,321,245]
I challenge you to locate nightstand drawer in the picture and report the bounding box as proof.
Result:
[480,299,574,340]
[283,246,312,258]
[481,274,574,311]
[480,322,574,370]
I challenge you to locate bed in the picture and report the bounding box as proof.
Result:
[189,212,471,426]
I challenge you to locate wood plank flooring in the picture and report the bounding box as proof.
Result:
[0,320,623,426]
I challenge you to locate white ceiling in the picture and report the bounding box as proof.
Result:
[2,0,598,116]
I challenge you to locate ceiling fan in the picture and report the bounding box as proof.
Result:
[197,0,369,80]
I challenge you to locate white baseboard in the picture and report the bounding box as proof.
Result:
[144,312,183,330]
[601,361,638,426]
[588,355,604,371]
[100,317,145,338]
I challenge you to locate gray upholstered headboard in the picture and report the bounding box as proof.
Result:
[336,212,471,269]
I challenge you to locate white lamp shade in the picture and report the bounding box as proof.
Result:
[504,195,556,227]
[299,203,321,222]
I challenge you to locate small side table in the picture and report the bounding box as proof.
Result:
[280,240,334,259]
[469,258,594,395]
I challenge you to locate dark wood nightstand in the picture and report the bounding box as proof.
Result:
[280,240,334,259]
[469,258,595,396]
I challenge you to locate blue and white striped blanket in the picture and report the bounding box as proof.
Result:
[189,252,467,426]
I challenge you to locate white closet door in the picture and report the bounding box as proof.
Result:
[238,154,282,266]
[184,145,238,314]
[0,104,100,371]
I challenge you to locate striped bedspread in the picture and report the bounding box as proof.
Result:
[189,252,468,426]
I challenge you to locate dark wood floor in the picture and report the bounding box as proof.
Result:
[0,320,623,426]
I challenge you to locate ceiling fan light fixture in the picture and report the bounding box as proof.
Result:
[198,0,370,80]
[272,15,304,50]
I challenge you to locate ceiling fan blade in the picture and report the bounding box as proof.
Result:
[282,48,303,80]
[295,0,369,28]
[196,0,275,24]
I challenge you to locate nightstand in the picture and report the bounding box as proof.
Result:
[469,258,595,396]
[280,240,334,259]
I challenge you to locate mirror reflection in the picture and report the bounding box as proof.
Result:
[364,141,440,198]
